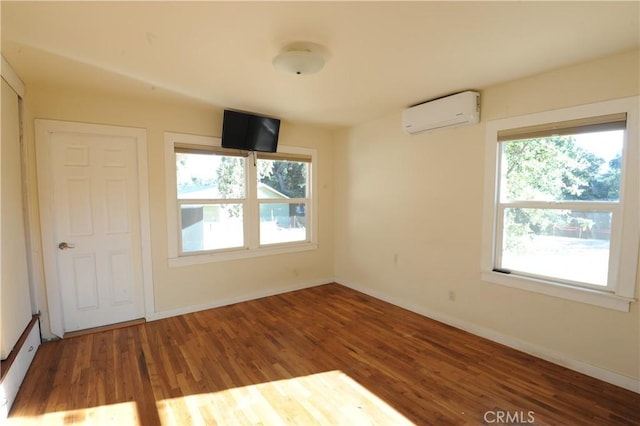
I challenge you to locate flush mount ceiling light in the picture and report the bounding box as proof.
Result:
[273,41,326,75]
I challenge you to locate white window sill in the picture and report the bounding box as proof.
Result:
[169,242,318,268]
[481,270,635,312]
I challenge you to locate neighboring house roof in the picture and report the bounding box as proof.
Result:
[258,183,289,199]
[178,182,289,200]
[177,184,220,200]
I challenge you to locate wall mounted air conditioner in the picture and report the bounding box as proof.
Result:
[402,91,480,135]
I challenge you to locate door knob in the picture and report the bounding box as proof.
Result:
[58,242,75,250]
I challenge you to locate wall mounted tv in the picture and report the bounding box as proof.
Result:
[221,109,281,153]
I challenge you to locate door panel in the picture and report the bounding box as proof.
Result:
[105,179,129,233]
[67,178,93,235]
[108,250,134,305]
[50,131,144,332]
[72,254,98,310]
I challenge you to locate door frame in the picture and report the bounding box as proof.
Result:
[35,119,155,337]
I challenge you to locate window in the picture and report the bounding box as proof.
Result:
[165,132,317,266]
[256,153,311,245]
[482,97,638,311]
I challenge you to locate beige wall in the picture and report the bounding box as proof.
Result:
[333,49,640,380]
[23,86,335,338]
[18,48,639,384]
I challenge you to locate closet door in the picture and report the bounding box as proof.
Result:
[1,77,32,359]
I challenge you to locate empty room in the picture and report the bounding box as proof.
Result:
[1,1,639,425]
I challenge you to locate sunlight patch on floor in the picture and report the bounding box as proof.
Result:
[7,371,414,425]
[8,401,139,426]
[157,370,414,425]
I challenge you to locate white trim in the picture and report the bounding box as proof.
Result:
[147,278,330,321]
[168,242,319,267]
[35,123,64,337]
[164,133,181,259]
[135,138,156,319]
[336,278,640,394]
[1,56,25,98]
[164,131,318,267]
[481,271,634,312]
[35,120,155,337]
[481,97,639,310]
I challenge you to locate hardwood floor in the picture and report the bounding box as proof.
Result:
[8,284,640,425]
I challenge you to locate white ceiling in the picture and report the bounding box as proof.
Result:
[2,1,639,128]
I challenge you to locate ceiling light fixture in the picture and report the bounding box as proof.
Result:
[273,41,326,75]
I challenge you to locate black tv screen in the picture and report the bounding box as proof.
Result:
[221,110,280,153]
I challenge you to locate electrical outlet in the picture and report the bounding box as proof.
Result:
[448,290,456,302]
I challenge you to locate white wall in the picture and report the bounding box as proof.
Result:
[334,49,640,384]
[22,85,335,338]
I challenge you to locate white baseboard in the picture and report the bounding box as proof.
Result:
[146,278,332,322]
[336,278,640,394]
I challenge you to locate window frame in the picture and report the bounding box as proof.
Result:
[256,155,311,246]
[481,97,639,311]
[176,149,248,255]
[165,132,318,267]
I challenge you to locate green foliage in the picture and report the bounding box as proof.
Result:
[504,136,598,201]
[259,160,308,198]
[216,156,245,198]
[216,156,245,218]
[502,135,620,245]
[176,153,217,190]
[569,154,621,201]
[257,159,273,182]
[213,157,308,218]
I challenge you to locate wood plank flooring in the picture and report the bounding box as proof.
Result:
[7,284,640,425]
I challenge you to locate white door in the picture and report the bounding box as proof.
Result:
[37,122,149,334]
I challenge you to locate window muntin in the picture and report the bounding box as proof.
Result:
[495,124,624,291]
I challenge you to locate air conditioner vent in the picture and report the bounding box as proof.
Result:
[402,91,480,135]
